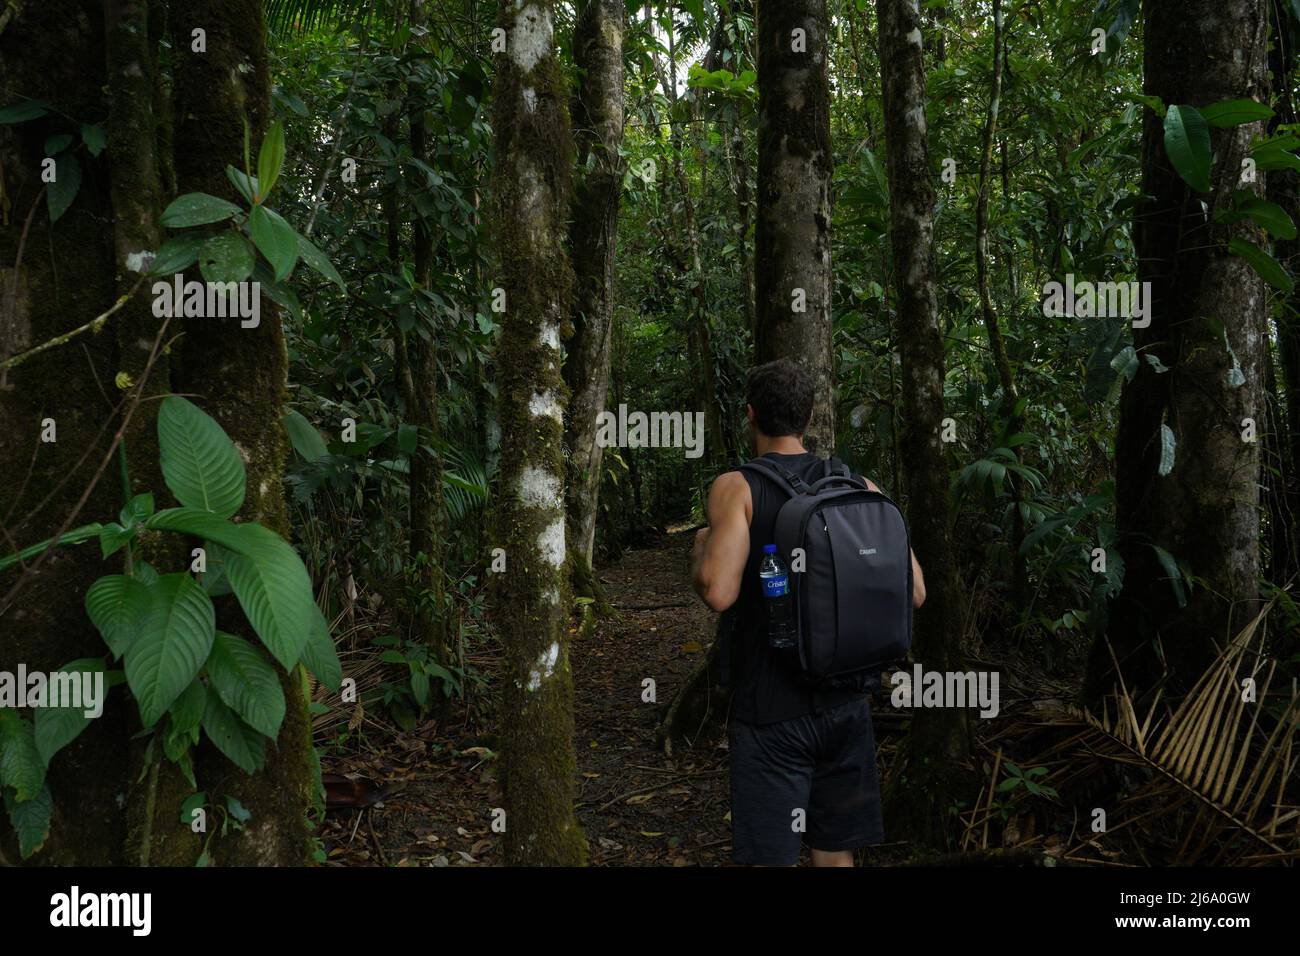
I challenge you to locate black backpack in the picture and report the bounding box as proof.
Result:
[738,456,913,684]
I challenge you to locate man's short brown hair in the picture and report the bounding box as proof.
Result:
[745,359,814,437]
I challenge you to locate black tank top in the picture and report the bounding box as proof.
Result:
[728,452,866,724]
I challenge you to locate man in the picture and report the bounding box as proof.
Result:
[690,359,926,866]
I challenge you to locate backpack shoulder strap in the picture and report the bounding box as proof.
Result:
[738,457,806,499]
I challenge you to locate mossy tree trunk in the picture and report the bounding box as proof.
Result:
[490,0,587,866]
[1084,0,1268,700]
[753,0,835,455]
[876,0,970,849]
[0,0,199,865]
[563,0,625,600]
[169,0,315,865]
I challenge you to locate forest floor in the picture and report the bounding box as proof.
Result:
[316,528,1061,867]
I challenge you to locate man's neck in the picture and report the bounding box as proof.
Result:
[754,433,807,456]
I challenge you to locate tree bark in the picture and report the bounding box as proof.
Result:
[0,0,139,865]
[973,0,1028,609]
[563,0,625,600]
[406,0,449,651]
[1267,9,1300,584]
[490,0,587,865]
[169,0,315,865]
[876,0,970,849]
[1085,0,1269,699]
[754,0,835,455]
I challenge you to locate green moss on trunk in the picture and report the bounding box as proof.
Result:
[490,0,587,866]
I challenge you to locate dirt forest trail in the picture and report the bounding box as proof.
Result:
[571,529,733,865]
[318,529,735,866]
[319,528,921,866]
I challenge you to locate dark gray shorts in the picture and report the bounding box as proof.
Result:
[728,695,884,865]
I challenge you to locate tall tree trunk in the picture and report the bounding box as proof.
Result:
[973,0,1028,609]
[491,0,587,865]
[563,0,625,601]
[406,0,448,651]
[729,121,757,340]
[169,0,315,865]
[1268,8,1300,584]
[0,0,185,868]
[876,0,969,849]
[754,0,835,455]
[1084,0,1269,700]
[663,16,730,469]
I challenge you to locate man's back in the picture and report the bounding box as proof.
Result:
[728,451,868,724]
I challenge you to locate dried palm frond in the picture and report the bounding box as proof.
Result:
[1041,600,1300,863]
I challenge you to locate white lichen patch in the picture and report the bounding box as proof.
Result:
[529,388,562,421]
[526,641,560,691]
[906,28,923,46]
[538,322,560,351]
[522,87,537,113]
[518,465,562,510]
[125,250,155,274]
[509,2,553,74]
[536,517,565,568]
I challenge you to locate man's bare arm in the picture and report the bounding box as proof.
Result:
[861,476,926,609]
[690,471,750,612]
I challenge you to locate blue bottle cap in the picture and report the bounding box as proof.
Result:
[763,544,777,554]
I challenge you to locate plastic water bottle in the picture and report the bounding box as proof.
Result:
[760,544,797,649]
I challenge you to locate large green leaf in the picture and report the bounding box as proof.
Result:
[33,658,121,765]
[201,687,267,774]
[256,121,287,199]
[297,233,345,289]
[157,396,246,518]
[249,205,299,281]
[1200,98,1273,128]
[46,153,82,224]
[222,524,318,670]
[160,193,242,228]
[0,99,49,123]
[206,631,285,739]
[85,574,153,658]
[1229,237,1296,292]
[198,232,256,285]
[282,409,329,461]
[144,509,319,670]
[4,785,52,859]
[1237,197,1297,239]
[148,234,206,277]
[1163,105,1212,193]
[124,574,216,727]
[0,711,45,801]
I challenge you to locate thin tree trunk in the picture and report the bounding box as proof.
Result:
[876,0,969,849]
[973,0,1028,608]
[1084,0,1269,699]
[491,0,587,866]
[406,0,448,650]
[1268,8,1300,584]
[564,0,625,600]
[754,0,836,455]
[664,17,730,469]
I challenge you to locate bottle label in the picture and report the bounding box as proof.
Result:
[761,572,788,598]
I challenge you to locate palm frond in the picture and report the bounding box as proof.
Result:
[1040,599,1300,862]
